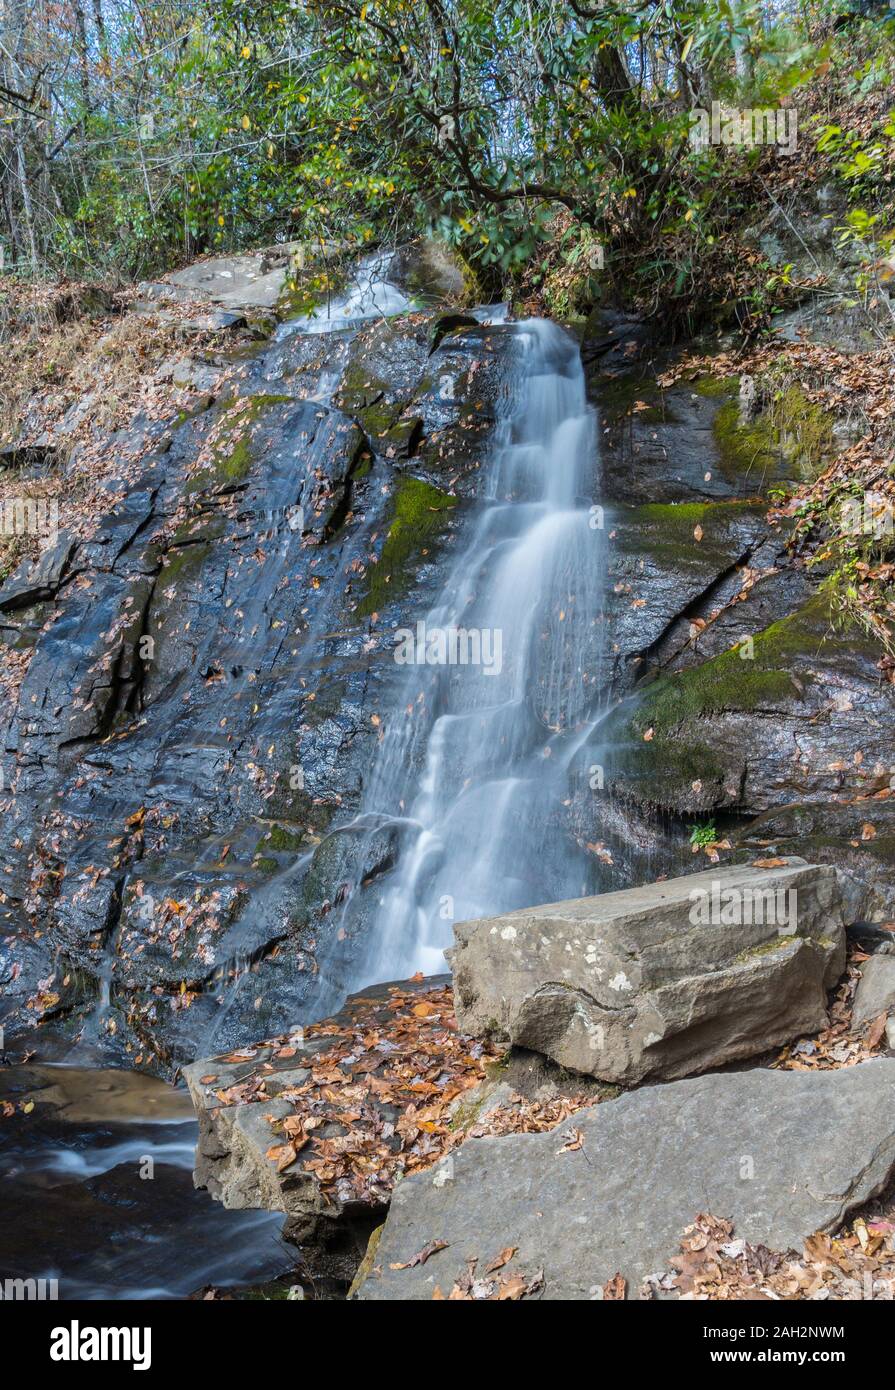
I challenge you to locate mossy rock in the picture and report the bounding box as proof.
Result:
[172,395,214,430]
[354,476,458,618]
[393,238,481,307]
[690,372,738,400]
[713,383,833,487]
[158,541,211,585]
[606,590,877,809]
[186,393,291,493]
[615,499,765,567]
[629,593,851,740]
[596,372,674,426]
[767,384,835,480]
[256,823,306,854]
[334,364,400,439]
[713,397,780,484]
[170,513,227,546]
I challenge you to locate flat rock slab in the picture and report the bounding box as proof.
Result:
[356,1059,895,1300]
[184,977,505,1242]
[449,858,845,1085]
[137,247,299,313]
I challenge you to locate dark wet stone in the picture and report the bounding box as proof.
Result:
[601,500,769,695]
[0,533,77,611]
[0,288,519,1067]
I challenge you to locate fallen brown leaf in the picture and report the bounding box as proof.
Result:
[390,1238,449,1270]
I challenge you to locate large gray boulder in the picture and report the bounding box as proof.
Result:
[448,858,845,1085]
[853,955,895,1029]
[355,1059,895,1300]
[135,245,305,314]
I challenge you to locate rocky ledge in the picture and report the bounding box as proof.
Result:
[186,861,895,1298]
[184,974,601,1247]
[354,1059,895,1300]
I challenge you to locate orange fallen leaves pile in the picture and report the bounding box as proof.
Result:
[204,981,602,1208]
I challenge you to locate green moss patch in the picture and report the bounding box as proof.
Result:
[334,362,399,437]
[713,397,780,483]
[618,500,764,565]
[355,476,457,618]
[257,823,306,854]
[766,384,834,480]
[215,434,253,482]
[713,383,833,487]
[185,393,291,494]
[734,935,791,964]
[690,372,738,400]
[626,591,874,745]
[605,592,866,806]
[159,541,210,584]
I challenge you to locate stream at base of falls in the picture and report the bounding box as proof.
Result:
[0,1050,293,1299]
[1,296,607,1299]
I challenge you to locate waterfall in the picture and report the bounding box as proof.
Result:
[340,319,608,986]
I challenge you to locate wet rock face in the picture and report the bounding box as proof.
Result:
[449,859,845,1085]
[593,584,895,923]
[600,499,770,693]
[0,298,515,1067]
[577,314,895,920]
[354,1058,895,1300]
[3,267,892,1070]
[593,347,800,507]
[603,593,892,816]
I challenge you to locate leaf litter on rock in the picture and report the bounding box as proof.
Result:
[201,982,600,1209]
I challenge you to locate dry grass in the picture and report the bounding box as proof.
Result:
[0,273,244,721]
[0,274,239,579]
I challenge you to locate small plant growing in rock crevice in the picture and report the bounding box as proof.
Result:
[689,821,718,849]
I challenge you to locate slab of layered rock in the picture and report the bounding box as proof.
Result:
[184,977,506,1243]
[354,1058,895,1300]
[448,858,845,1085]
[135,245,303,314]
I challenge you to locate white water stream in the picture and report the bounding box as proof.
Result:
[339,319,607,984]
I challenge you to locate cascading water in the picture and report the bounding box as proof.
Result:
[337,319,608,986]
[276,252,418,337]
[1,307,608,1300]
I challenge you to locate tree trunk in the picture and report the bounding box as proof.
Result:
[15,123,38,273]
[74,0,91,115]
